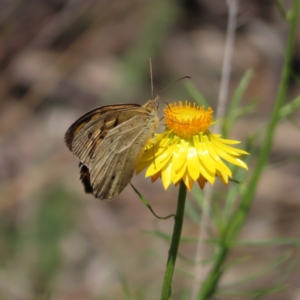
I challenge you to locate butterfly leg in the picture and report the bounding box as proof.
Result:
[151,133,157,169]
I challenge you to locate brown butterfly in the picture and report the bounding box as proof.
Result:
[64,96,160,200]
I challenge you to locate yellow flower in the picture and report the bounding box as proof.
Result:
[136,101,249,190]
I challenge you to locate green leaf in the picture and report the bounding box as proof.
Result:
[223,69,253,137]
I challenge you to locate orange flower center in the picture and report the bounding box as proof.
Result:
[164,101,213,139]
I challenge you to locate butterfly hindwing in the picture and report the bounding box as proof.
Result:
[89,112,158,199]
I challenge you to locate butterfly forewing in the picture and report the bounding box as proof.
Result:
[65,104,141,165]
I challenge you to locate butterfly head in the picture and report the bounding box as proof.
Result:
[143,95,159,112]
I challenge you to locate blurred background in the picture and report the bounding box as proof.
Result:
[0,0,300,299]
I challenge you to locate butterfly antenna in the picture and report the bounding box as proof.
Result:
[157,76,191,95]
[149,58,154,98]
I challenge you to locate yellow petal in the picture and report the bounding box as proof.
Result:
[151,172,161,182]
[217,170,228,184]
[216,136,241,145]
[139,134,169,163]
[187,147,200,180]
[210,134,249,156]
[146,162,161,176]
[197,174,207,189]
[194,135,216,174]
[182,169,195,191]
[146,149,172,176]
[194,136,217,184]
[136,159,152,174]
[161,158,172,189]
[214,146,248,169]
[202,135,232,177]
[171,139,188,176]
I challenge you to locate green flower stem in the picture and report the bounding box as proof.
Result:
[161,181,187,300]
[197,1,300,299]
[226,0,300,241]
